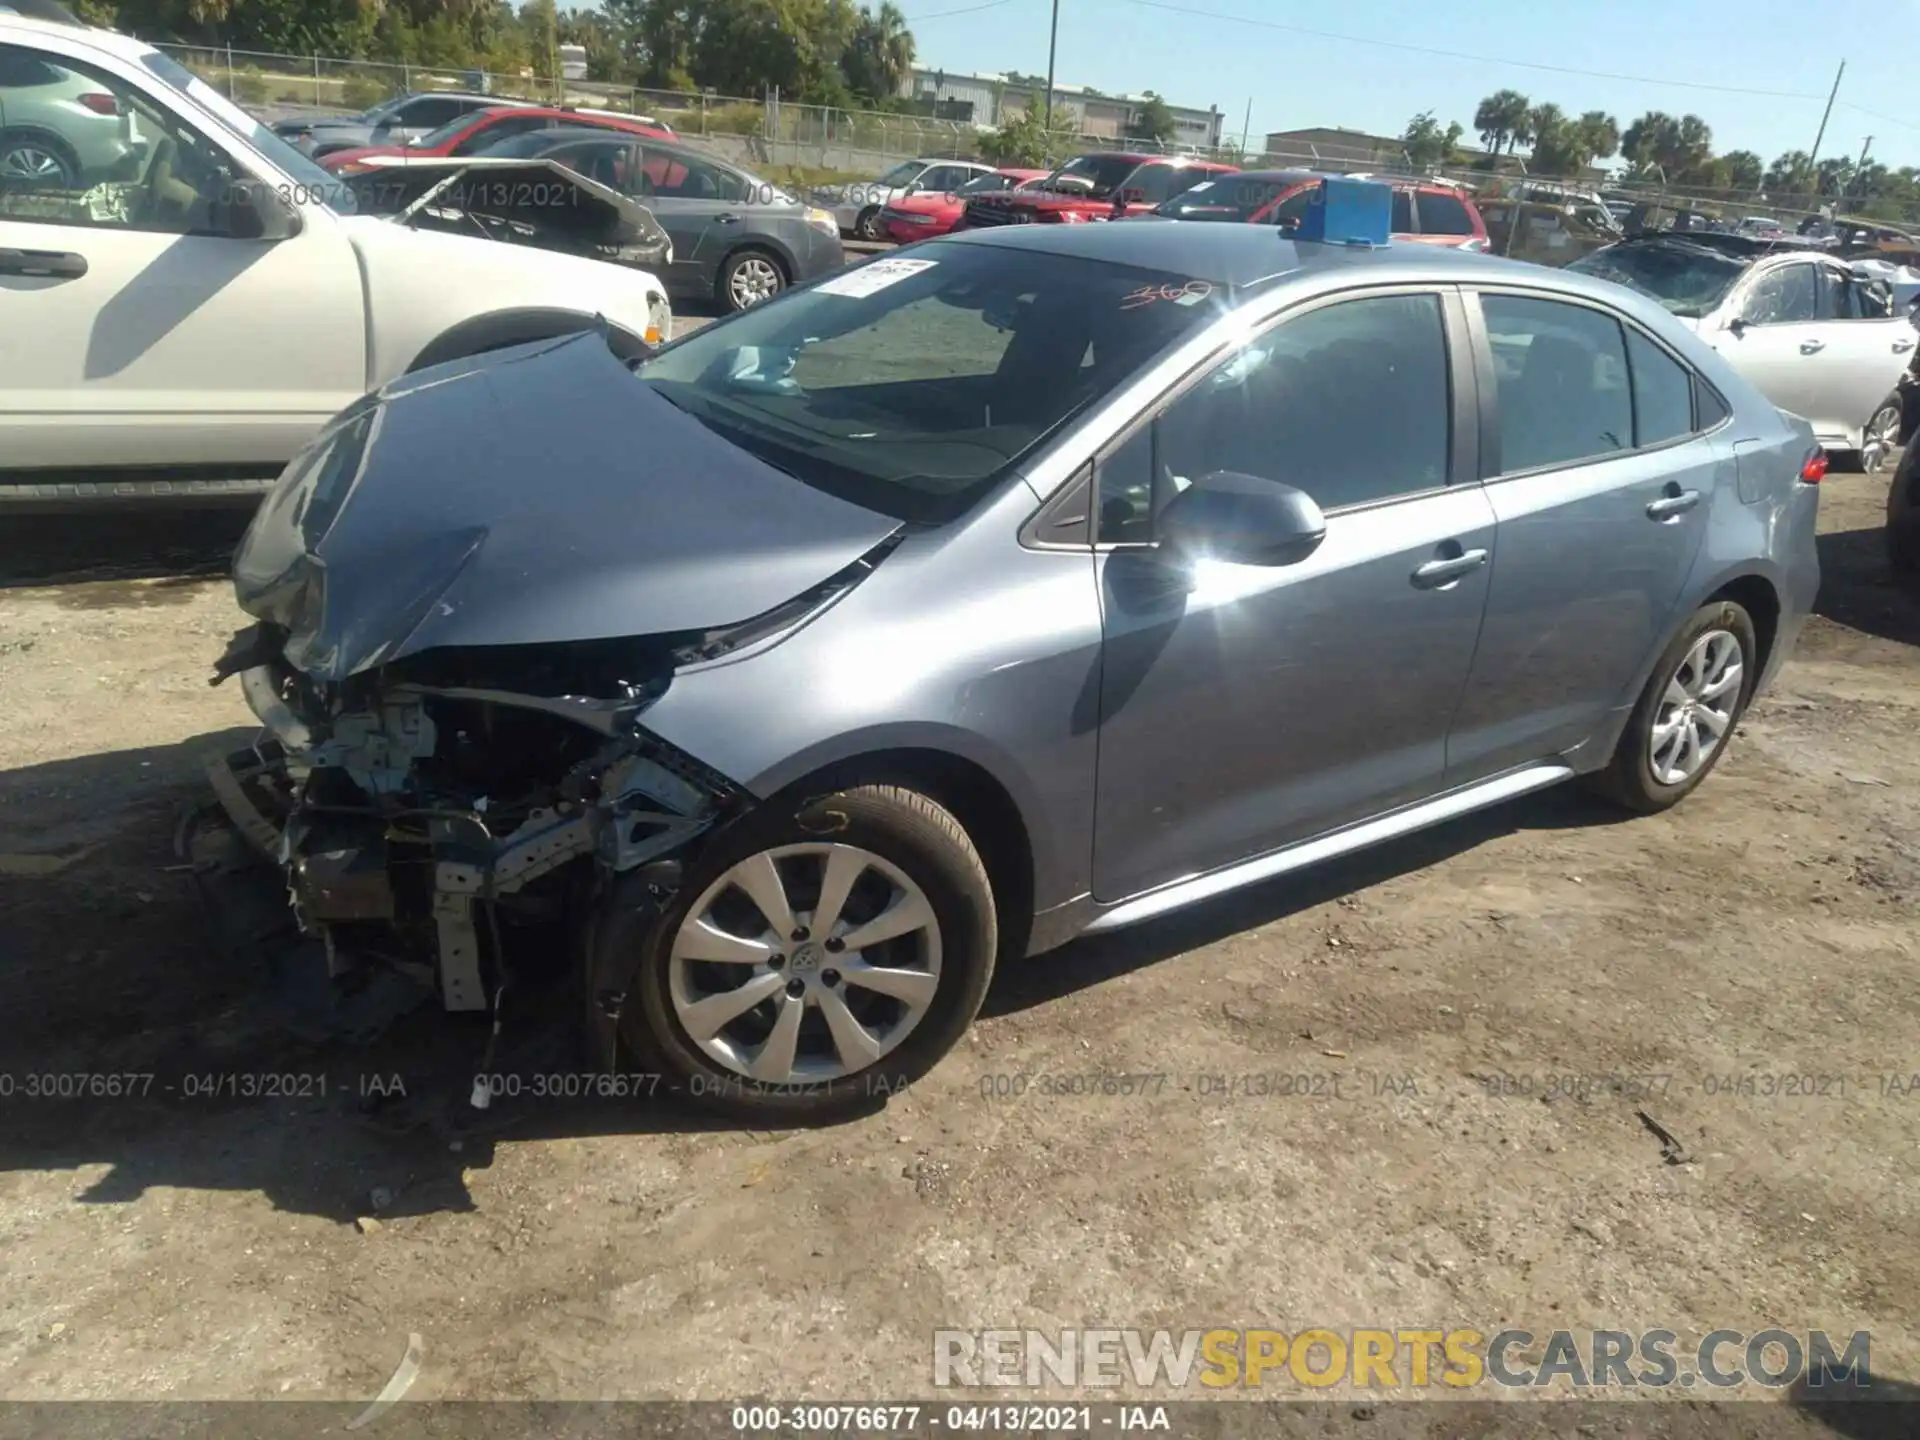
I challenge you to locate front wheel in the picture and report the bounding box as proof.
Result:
[605,785,997,1120]
[719,248,786,312]
[1586,600,1757,814]
[854,205,883,240]
[0,130,78,189]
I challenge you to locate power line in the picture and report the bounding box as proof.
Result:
[903,0,1016,21]
[1835,101,1920,136]
[1123,0,1829,101]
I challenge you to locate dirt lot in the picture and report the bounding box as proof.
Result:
[0,470,1916,1414]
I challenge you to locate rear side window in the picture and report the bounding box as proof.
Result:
[451,114,553,154]
[0,48,64,87]
[1416,191,1477,236]
[1126,164,1178,204]
[1695,379,1731,428]
[1482,294,1631,472]
[1391,190,1413,232]
[398,96,464,127]
[1624,329,1694,446]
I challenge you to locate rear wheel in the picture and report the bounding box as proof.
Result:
[719,248,786,312]
[1850,393,1902,474]
[0,130,78,189]
[1587,601,1757,814]
[605,785,997,1120]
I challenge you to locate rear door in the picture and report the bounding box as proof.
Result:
[1809,261,1912,442]
[1447,289,1719,779]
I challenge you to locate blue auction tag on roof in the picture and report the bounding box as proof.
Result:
[1294,176,1393,247]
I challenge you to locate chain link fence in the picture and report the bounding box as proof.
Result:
[158,45,1920,233]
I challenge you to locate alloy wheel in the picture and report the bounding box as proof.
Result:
[668,843,942,1084]
[727,256,782,310]
[1648,629,1743,785]
[0,143,71,187]
[1861,403,1901,475]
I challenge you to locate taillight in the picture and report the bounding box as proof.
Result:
[78,92,119,116]
[1799,449,1829,484]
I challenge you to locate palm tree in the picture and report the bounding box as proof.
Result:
[843,2,914,103]
[1622,111,1677,176]
[1473,89,1530,157]
[1720,149,1763,194]
[1577,110,1619,163]
[1764,150,1811,192]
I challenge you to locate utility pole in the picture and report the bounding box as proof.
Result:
[1806,59,1844,187]
[1043,0,1060,129]
[1239,97,1252,156]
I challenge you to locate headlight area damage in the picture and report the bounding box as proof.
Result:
[200,543,892,1085]
[188,330,912,1101]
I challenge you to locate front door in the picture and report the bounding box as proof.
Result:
[0,41,365,476]
[1090,288,1496,902]
[1715,260,1845,438]
[1447,291,1714,779]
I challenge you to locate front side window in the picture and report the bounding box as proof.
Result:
[1,44,245,234]
[1047,153,1140,199]
[1096,293,1451,541]
[1155,175,1269,222]
[1121,164,1175,204]
[395,95,463,128]
[643,148,742,200]
[633,243,1226,524]
[958,172,1012,196]
[1482,294,1631,473]
[1740,263,1818,325]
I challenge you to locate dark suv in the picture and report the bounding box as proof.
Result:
[1151,168,1488,250]
[954,151,1237,228]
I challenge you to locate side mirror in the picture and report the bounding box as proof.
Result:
[221,180,302,242]
[1726,316,1749,337]
[1158,471,1327,567]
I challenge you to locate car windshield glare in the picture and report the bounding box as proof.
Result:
[1049,155,1139,198]
[1568,242,1746,318]
[631,243,1229,524]
[1154,178,1259,222]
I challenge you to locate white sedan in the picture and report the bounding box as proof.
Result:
[1569,236,1912,471]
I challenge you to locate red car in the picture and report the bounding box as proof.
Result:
[878,167,1048,242]
[953,152,1239,229]
[1151,168,1490,250]
[320,105,672,174]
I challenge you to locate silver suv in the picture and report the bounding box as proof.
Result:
[0,42,137,185]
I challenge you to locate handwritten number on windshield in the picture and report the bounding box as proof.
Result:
[1121,279,1214,311]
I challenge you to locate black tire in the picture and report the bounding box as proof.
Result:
[602,785,997,1121]
[1586,600,1758,814]
[1889,444,1920,577]
[717,247,788,312]
[0,128,79,189]
[854,205,883,240]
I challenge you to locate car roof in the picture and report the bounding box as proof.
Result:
[936,217,1554,290]
[0,11,157,59]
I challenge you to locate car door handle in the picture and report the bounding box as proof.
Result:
[1799,339,1826,354]
[0,248,87,279]
[1410,549,1489,588]
[1646,489,1702,520]
[715,213,742,224]
[1894,338,1915,354]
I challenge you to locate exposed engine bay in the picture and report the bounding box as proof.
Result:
[205,623,749,1043]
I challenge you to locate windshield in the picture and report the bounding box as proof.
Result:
[957,173,1011,196]
[874,161,923,188]
[140,52,357,216]
[1152,177,1268,222]
[1567,241,1746,318]
[631,243,1228,524]
[1046,154,1140,199]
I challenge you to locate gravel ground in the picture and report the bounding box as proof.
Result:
[0,467,1915,1415]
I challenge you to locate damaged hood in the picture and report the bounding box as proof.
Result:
[232,330,902,683]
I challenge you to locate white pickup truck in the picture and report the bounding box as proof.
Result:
[0,13,671,507]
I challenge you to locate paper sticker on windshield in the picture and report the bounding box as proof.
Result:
[815,256,939,298]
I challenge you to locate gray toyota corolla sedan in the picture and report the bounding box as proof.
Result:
[207,212,1820,1120]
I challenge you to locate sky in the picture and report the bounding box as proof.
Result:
[892,0,1910,170]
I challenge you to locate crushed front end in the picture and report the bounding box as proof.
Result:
[207,624,748,1030]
